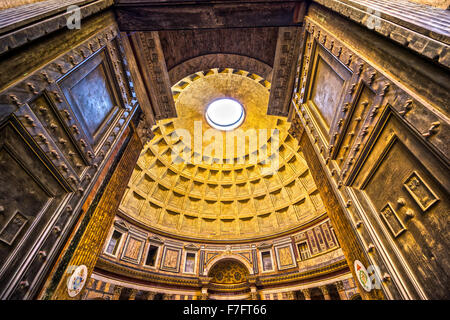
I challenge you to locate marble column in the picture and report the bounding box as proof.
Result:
[320,286,331,300]
[249,285,259,300]
[128,289,137,300]
[200,291,208,300]
[199,276,211,300]
[302,288,311,300]
[112,285,122,300]
[286,291,295,300]
[336,281,347,300]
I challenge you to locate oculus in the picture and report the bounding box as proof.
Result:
[205,98,245,131]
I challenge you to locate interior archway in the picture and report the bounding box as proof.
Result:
[208,259,250,285]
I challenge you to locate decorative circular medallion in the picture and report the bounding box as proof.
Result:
[67,265,88,297]
[205,98,245,131]
[354,260,372,292]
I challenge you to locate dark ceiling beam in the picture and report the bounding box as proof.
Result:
[267,26,303,117]
[114,1,308,31]
[129,31,178,120]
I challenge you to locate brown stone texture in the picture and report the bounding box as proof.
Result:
[50,130,143,299]
[298,131,384,300]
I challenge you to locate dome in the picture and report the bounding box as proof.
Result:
[118,68,326,242]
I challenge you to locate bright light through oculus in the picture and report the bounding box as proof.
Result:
[205,98,245,131]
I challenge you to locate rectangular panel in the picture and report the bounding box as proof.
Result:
[70,64,116,136]
[59,50,121,149]
[310,56,344,126]
[314,226,327,251]
[275,245,296,270]
[29,95,87,176]
[160,246,181,272]
[306,42,352,137]
[380,203,406,237]
[261,251,273,271]
[0,211,28,246]
[184,253,196,273]
[121,235,144,263]
[0,121,67,294]
[403,171,439,212]
[306,229,319,255]
[353,111,450,299]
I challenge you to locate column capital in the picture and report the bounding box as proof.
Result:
[129,288,137,300]
[335,281,345,291]
[301,288,311,299]
[250,292,259,300]
[286,291,295,300]
[319,285,331,300]
[319,285,329,295]
[112,285,122,300]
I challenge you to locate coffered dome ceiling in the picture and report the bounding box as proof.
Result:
[119,68,326,242]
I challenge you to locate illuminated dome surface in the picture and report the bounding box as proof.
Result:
[118,68,326,242]
[205,98,245,131]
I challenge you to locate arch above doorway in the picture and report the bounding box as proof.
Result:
[205,253,254,276]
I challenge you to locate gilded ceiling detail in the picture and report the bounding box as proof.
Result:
[119,69,326,241]
[208,260,249,285]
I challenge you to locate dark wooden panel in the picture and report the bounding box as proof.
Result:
[0,15,142,299]
[0,120,67,297]
[293,13,450,300]
[48,131,143,299]
[115,1,306,31]
[159,28,279,71]
[352,111,450,299]
[297,129,385,300]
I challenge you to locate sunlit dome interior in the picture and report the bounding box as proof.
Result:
[118,68,326,242]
